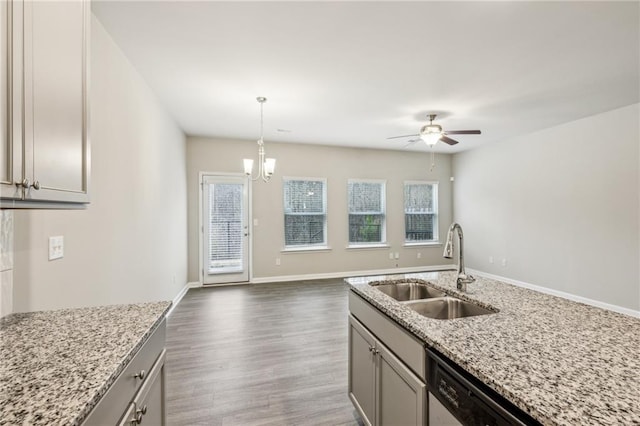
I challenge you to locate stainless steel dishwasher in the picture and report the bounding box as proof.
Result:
[427,348,540,426]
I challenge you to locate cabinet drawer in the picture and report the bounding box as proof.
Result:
[117,403,136,426]
[118,349,166,426]
[83,320,166,425]
[349,291,426,381]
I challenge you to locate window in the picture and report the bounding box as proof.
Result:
[348,180,386,245]
[283,178,327,248]
[404,181,438,243]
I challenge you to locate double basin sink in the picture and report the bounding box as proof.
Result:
[372,282,496,320]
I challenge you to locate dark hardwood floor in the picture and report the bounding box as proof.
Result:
[165,279,363,426]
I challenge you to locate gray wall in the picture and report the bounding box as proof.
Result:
[187,137,454,282]
[452,103,639,311]
[12,16,188,312]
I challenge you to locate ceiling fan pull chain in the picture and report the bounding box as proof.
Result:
[430,150,435,172]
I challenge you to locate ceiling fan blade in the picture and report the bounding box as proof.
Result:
[445,130,481,135]
[402,139,420,148]
[440,135,459,145]
[387,134,420,140]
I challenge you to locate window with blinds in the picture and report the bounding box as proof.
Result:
[208,182,243,272]
[283,178,327,248]
[348,180,386,245]
[404,181,438,243]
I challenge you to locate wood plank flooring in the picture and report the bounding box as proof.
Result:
[165,279,363,426]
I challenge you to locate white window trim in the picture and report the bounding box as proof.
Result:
[346,243,391,250]
[403,180,439,244]
[347,179,387,247]
[283,176,328,249]
[403,242,442,247]
[281,245,332,253]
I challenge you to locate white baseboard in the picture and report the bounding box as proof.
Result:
[467,268,640,318]
[166,281,200,317]
[250,264,455,284]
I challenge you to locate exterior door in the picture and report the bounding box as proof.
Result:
[202,175,249,284]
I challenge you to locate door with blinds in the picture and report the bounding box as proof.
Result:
[202,175,249,284]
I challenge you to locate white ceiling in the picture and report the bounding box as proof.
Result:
[92,1,639,153]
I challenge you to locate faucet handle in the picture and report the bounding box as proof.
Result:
[458,273,475,283]
[456,273,475,292]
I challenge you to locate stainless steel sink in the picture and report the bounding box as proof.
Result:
[373,282,447,301]
[405,297,495,319]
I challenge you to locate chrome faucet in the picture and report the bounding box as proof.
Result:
[443,223,475,292]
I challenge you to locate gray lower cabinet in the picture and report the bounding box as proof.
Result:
[83,320,166,426]
[118,349,166,426]
[349,315,376,425]
[349,315,426,426]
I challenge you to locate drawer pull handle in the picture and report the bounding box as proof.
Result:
[134,370,146,380]
[133,404,148,424]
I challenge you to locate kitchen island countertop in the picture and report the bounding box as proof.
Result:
[347,270,640,426]
[0,301,171,425]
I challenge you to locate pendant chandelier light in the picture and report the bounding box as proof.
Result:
[243,97,276,182]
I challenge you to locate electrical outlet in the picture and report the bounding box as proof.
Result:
[394,252,400,259]
[49,236,64,261]
[275,258,281,266]
[253,218,259,226]
[389,252,393,260]
[501,258,507,267]
[489,256,494,264]
[417,252,422,259]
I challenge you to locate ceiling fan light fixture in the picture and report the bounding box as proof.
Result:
[421,132,441,146]
[425,124,442,134]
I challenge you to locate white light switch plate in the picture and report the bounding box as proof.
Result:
[49,236,64,261]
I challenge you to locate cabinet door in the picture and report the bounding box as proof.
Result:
[376,342,426,426]
[133,349,166,426]
[22,0,89,203]
[0,0,22,202]
[428,393,462,426]
[348,315,376,426]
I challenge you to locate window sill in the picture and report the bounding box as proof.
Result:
[403,241,442,247]
[281,246,331,253]
[346,244,391,250]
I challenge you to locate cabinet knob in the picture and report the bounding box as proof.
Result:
[134,370,146,380]
[31,180,40,190]
[368,346,375,353]
[138,405,148,415]
[134,412,143,424]
[18,178,30,189]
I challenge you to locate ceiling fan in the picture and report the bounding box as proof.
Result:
[387,114,481,147]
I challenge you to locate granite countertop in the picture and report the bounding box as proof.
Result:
[0,301,171,425]
[347,270,640,426]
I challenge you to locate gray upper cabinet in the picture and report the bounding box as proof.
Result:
[0,0,22,201]
[0,0,90,208]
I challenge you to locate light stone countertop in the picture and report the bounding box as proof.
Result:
[346,270,640,426]
[0,301,171,425]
